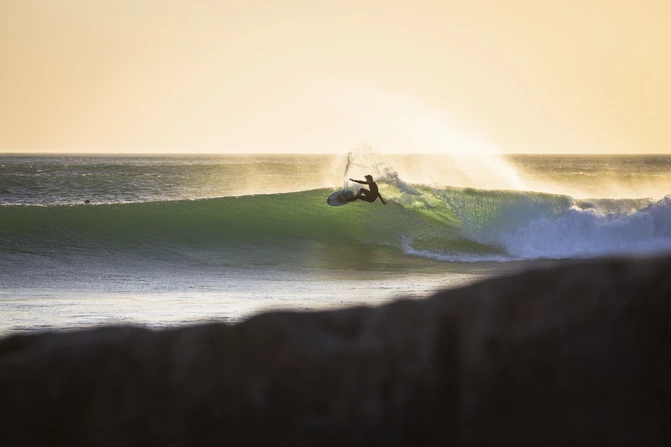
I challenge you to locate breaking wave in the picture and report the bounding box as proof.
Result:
[2,183,670,265]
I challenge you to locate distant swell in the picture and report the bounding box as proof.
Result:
[2,186,671,265]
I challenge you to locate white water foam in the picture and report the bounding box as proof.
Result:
[397,182,671,262]
[497,196,671,259]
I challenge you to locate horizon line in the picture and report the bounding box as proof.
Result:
[2,151,671,156]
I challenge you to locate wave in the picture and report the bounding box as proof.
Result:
[2,185,671,266]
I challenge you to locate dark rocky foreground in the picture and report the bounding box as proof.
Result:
[1,256,670,446]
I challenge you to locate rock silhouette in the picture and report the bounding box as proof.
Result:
[1,256,670,446]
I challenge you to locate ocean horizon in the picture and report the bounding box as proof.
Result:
[2,151,671,335]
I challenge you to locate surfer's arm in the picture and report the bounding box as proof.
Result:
[379,193,387,205]
[349,178,368,185]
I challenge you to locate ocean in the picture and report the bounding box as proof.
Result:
[2,152,671,335]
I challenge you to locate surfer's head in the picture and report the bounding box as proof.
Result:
[365,175,373,181]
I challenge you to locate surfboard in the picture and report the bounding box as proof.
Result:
[327,189,355,206]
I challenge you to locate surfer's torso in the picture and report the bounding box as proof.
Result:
[367,181,379,197]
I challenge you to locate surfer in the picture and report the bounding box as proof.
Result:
[347,175,387,205]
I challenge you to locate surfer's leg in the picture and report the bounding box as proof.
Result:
[347,188,371,202]
[359,189,376,203]
[348,189,365,201]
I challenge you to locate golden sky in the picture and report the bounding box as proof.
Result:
[1,0,670,154]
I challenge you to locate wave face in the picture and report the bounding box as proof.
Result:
[2,186,670,268]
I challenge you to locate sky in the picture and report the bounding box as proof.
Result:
[1,0,670,154]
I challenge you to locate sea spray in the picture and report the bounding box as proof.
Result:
[341,144,421,196]
[332,85,527,190]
